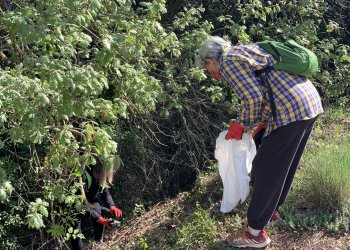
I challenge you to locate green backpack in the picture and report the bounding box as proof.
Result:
[257,40,319,77]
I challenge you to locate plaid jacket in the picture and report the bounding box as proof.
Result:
[219,44,324,135]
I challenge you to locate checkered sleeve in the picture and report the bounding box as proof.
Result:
[221,59,264,128]
[218,45,323,135]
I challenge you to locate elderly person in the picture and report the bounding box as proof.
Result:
[197,36,323,248]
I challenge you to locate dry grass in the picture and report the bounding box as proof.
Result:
[93,194,189,249]
[269,231,350,250]
[88,172,350,250]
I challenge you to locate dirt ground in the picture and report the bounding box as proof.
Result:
[90,197,350,250]
[87,117,350,250]
[268,231,350,250]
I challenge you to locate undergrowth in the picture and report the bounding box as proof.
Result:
[109,106,350,249]
[283,108,350,233]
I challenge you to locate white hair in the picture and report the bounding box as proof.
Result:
[196,36,232,68]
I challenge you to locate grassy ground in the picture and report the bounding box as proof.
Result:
[92,107,350,250]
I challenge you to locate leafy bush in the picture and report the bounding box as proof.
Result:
[0,210,23,250]
[0,0,349,248]
[0,0,225,247]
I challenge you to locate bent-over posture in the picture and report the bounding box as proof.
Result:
[197,36,323,248]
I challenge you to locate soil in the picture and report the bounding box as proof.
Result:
[91,196,350,250]
[268,231,350,250]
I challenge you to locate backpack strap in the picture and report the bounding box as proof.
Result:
[254,67,277,121]
[267,42,282,61]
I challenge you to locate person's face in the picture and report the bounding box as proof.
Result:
[204,58,220,75]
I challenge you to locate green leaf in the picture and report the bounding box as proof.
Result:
[3,181,13,194]
[264,7,271,14]
[0,188,6,201]
[38,206,48,217]
[102,39,111,50]
[91,0,102,9]
[36,93,50,106]
[48,225,65,237]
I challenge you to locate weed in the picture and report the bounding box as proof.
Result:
[278,203,350,233]
[132,203,146,217]
[173,203,218,248]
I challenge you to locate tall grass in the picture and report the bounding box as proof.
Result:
[291,139,350,212]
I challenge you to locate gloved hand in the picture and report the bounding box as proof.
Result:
[97,217,113,228]
[225,122,245,140]
[211,72,224,80]
[109,206,123,218]
[252,123,267,138]
[252,123,267,150]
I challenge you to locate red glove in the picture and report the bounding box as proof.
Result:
[225,122,245,140]
[252,123,267,138]
[97,217,113,228]
[109,206,123,218]
[211,72,225,80]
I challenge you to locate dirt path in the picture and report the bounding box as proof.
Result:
[269,231,350,250]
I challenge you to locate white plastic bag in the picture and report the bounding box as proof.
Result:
[214,131,256,213]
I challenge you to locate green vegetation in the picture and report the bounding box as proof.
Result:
[108,107,349,249]
[281,108,350,233]
[175,203,218,248]
[291,139,350,213]
[0,0,349,248]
